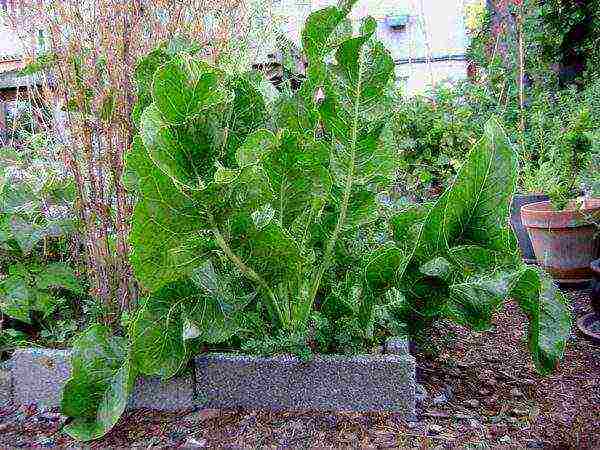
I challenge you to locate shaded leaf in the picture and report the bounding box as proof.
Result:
[419,257,452,280]
[509,267,571,375]
[447,273,510,331]
[130,280,194,380]
[0,276,33,323]
[36,262,83,294]
[61,325,133,442]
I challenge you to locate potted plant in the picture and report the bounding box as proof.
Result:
[521,109,600,283]
[576,145,600,341]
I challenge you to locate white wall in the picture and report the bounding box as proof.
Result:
[0,15,23,56]
[273,0,481,95]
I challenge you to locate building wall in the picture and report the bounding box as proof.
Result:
[0,16,23,57]
[0,1,482,96]
[273,0,483,94]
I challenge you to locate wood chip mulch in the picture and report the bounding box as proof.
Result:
[1,289,598,449]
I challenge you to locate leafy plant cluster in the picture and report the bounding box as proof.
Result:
[531,0,600,86]
[396,0,600,207]
[58,2,571,441]
[391,86,481,202]
[0,138,87,351]
[533,105,594,209]
[469,0,600,89]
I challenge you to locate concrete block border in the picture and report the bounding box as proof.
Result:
[195,337,416,415]
[2,348,195,411]
[1,338,416,417]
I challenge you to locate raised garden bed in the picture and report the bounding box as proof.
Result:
[0,338,416,417]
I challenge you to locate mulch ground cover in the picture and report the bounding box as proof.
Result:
[1,289,598,449]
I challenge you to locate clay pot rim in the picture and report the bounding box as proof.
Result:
[521,198,600,215]
[521,198,600,229]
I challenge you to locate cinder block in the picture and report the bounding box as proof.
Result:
[195,352,416,415]
[9,339,416,416]
[0,363,12,408]
[128,375,194,411]
[386,337,410,355]
[10,348,71,409]
[8,349,194,411]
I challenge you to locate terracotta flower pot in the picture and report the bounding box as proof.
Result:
[521,198,600,284]
[510,194,549,264]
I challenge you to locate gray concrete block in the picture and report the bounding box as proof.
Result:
[195,353,416,415]
[10,348,71,409]
[128,375,194,411]
[8,348,194,411]
[386,337,410,355]
[0,365,12,408]
[9,345,417,415]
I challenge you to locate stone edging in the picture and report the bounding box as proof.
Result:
[0,338,416,416]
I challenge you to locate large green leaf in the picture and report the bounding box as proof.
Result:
[61,325,134,442]
[8,216,46,255]
[409,118,518,264]
[132,273,251,379]
[365,244,405,293]
[132,48,170,127]
[188,260,254,343]
[509,267,571,375]
[130,281,195,380]
[261,130,332,232]
[0,276,33,323]
[139,103,216,192]
[152,54,233,125]
[446,273,510,331]
[129,61,274,293]
[385,118,518,296]
[301,3,356,63]
[320,20,396,188]
[390,203,431,242]
[35,262,83,294]
[221,74,270,165]
[127,136,214,291]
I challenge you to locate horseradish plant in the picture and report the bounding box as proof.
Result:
[59,1,570,441]
[366,119,571,374]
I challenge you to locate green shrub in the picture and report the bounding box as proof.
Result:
[0,141,87,350]
[392,85,480,201]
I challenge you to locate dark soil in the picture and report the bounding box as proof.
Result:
[1,289,599,449]
[587,318,600,334]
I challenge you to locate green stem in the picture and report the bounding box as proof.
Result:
[210,222,285,328]
[308,58,364,309]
